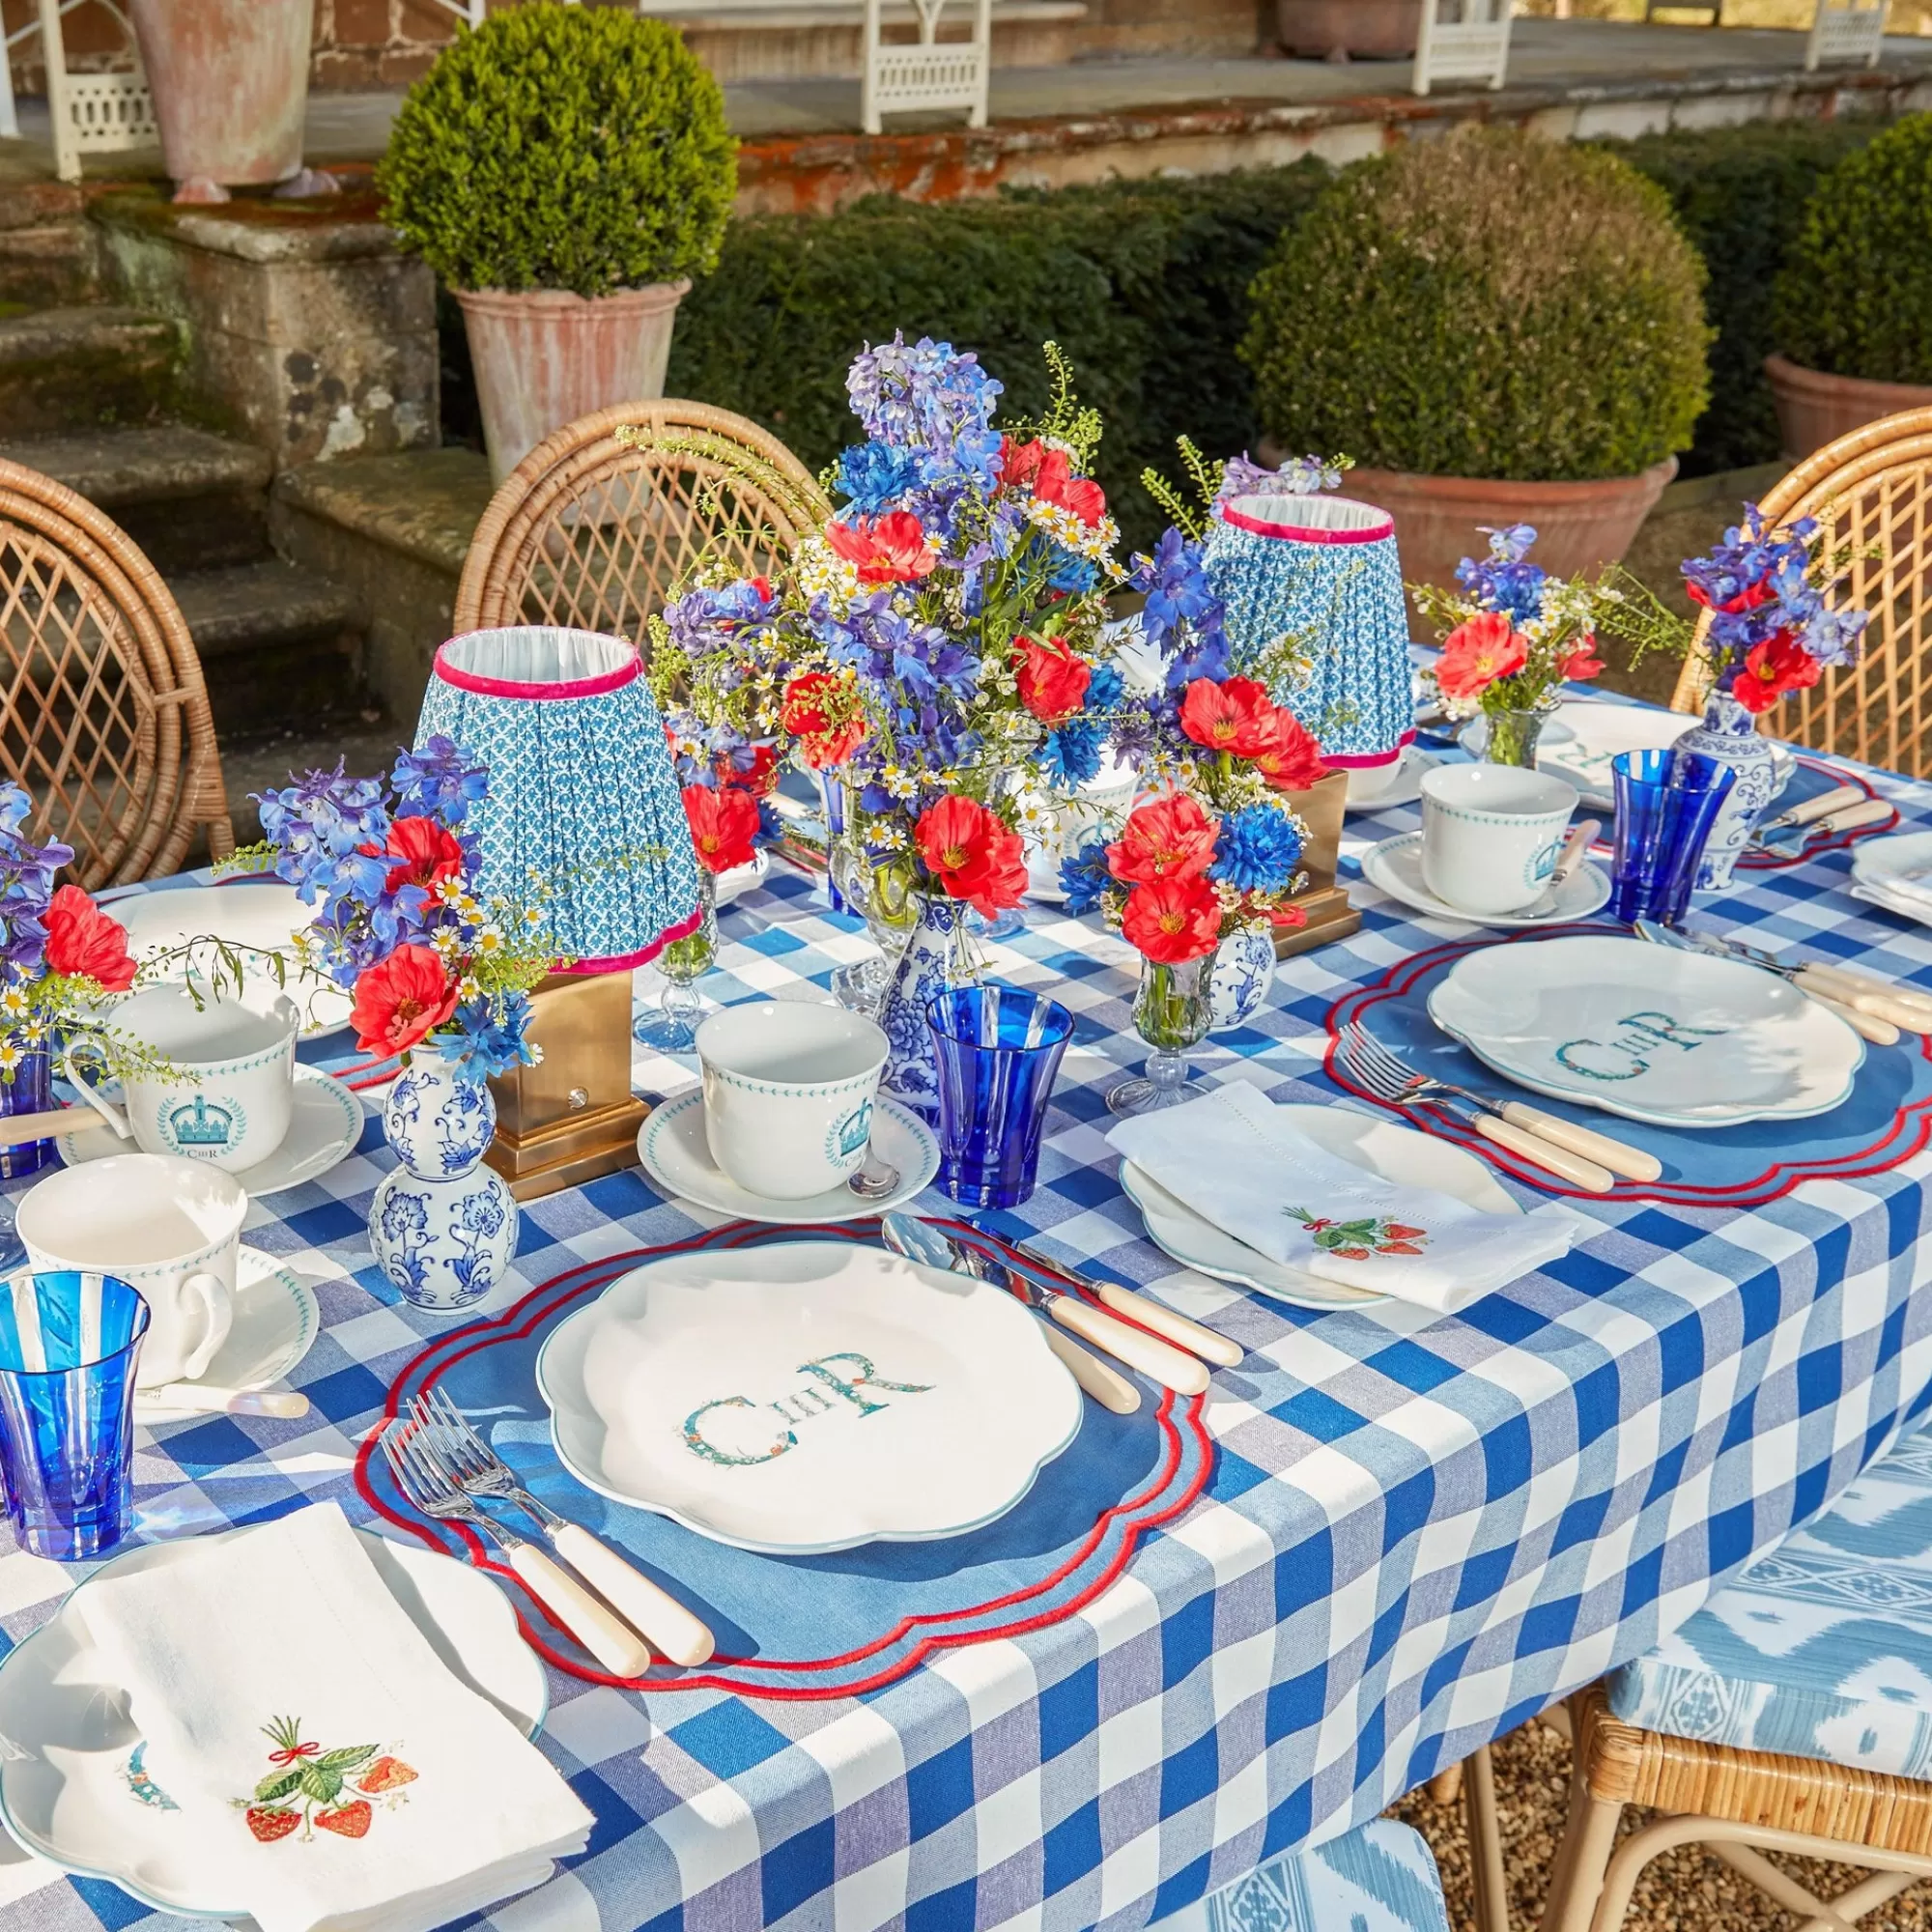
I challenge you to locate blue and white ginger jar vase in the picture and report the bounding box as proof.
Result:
[369,1040,518,1312]
[876,895,970,1123]
[1208,924,1277,1033]
[1672,688,1779,892]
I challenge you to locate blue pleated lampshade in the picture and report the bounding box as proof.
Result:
[1203,492,1414,775]
[414,627,702,971]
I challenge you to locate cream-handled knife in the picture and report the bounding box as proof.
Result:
[1007,1238,1243,1368]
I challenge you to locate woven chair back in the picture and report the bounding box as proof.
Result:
[453,401,831,641]
[1669,407,1932,779]
[0,460,232,887]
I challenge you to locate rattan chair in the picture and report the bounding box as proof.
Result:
[452,401,831,640]
[1667,406,1932,779]
[0,459,232,886]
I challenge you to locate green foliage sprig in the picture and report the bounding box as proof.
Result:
[378,2,737,298]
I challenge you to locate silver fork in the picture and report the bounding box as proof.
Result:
[1336,1023,1658,1191]
[380,1416,651,1679]
[415,1388,715,1666]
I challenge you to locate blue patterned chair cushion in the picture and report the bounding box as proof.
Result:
[1608,1421,1932,1777]
[1151,1819,1450,1932]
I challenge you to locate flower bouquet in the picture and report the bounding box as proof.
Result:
[664,334,1130,1114]
[1666,502,1869,887]
[1410,525,1620,768]
[250,739,554,1311]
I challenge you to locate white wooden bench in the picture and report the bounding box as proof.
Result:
[1412,0,1513,96]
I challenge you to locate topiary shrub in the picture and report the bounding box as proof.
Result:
[1240,127,1711,481]
[378,2,737,298]
[1772,112,1932,384]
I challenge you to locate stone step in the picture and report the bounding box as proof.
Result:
[168,557,371,740]
[0,424,272,572]
[0,305,178,436]
[0,223,98,307]
[0,182,84,236]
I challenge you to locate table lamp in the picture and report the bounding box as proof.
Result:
[1203,491,1414,778]
[415,626,702,1199]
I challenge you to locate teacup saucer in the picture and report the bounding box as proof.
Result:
[134,1246,320,1424]
[56,1065,364,1197]
[1362,831,1611,928]
[1343,746,1445,811]
[638,1087,940,1224]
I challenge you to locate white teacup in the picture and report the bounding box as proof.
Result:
[1420,764,1577,916]
[696,1004,889,1201]
[17,1155,244,1386]
[66,981,299,1173]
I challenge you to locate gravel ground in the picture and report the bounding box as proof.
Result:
[1389,1718,1930,1932]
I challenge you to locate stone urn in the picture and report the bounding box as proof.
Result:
[1276,0,1422,57]
[128,0,316,206]
[1764,354,1932,462]
[455,283,692,483]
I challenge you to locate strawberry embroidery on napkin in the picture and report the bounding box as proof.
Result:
[236,1716,418,1843]
[1285,1208,1429,1261]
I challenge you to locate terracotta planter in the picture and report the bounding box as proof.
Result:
[128,0,310,203]
[1340,456,1680,603]
[457,283,692,483]
[1764,353,1932,462]
[1276,0,1422,57]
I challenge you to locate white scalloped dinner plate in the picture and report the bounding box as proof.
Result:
[1427,934,1863,1127]
[0,1528,544,1920]
[536,1240,1082,1553]
[1499,699,1795,810]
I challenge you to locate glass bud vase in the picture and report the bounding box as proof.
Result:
[634,870,718,1053]
[369,1038,518,1313]
[1671,687,1779,891]
[1481,702,1555,769]
[1107,948,1219,1117]
[876,893,975,1122]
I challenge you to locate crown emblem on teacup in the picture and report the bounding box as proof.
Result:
[835,1100,873,1160]
[167,1095,235,1149]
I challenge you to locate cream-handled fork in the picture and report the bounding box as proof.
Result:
[414,1387,715,1667]
[380,1418,651,1679]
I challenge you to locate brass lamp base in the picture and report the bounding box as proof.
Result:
[1271,768,1359,960]
[485,970,648,1203]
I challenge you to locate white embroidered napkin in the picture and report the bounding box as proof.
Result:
[76,1501,593,1932]
[1852,874,1932,925]
[1108,1084,1577,1313]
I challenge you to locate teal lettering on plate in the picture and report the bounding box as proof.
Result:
[682,1395,796,1467]
[798,1350,936,1417]
[1552,1008,1732,1083]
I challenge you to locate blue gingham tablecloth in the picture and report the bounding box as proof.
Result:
[8,747,1932,1932]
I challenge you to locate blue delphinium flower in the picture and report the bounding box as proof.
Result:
[391,737,488,825]
[444,993,539,1081]
[1039,717,1106,789]
[1456,525,1547,629]
[1133,529,1230,688]
[845,333,1004,480]
[0,788,71,974]
[1217,451,1346,502]
[1059,841,1115,916]
[257,763,391,906]
[1209,804,1303,893]
[835,440,923,514]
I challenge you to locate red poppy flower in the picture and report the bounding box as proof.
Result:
[683,782,760,875]
[1000,438,1107,527]
[1179,676,1274,758]
[1013,634,1093,724]
[1249,706,1331,792]
[1434,611,1529,703]
[1106,793,1219,885]
[42,885,135,991]
[1558,639,1605,683]
[377,815,466,898]
[1269,900,1310,928]
[824,510,936,583]
[1688,577,1777,616]
[780,671,868,769]
[1733,631,1823,715]
[1121,876,1222,965]
[737,743,780,798]
[914,796,1029,917]
[349,944,459,1058]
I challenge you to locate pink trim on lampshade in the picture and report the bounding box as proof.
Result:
[553,902,705,976]
[1218,499,1396,545]
[434,632,641,701]
[1320,730,1415,770]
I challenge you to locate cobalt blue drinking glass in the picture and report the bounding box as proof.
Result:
[926,984,1074,1208]
[1608,748,1737,925]
[0,1050,54,1183]
[0,1270,148,1559]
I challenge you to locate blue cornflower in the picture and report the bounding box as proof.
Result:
[1085,663,1124,713]
[1209,804,1303,894]
[1039,717,1106,789]
[391,736,488,825]
[443,993,539,1082]
[1059,841,1115,916]
[835,440,923,514]
[1048,551,1098,594]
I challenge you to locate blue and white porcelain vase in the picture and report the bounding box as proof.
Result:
[369,1039,517,1312]
[1208,924,1276,1032]
[1672,688,1779,891]
[876,895,972,1122]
